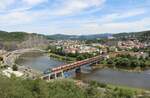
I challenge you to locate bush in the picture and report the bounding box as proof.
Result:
[89,81,107,88]
[12,64,18,71]
[0,75,137,98]
[105,54,149,69]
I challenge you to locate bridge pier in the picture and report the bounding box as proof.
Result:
[90,60,100,66]
[75,67,81,77]
[43,71,65,80]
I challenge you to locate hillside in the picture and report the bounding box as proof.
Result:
[47,33,112,40]
[0,31,48,50]
[0,75,146,98]
[47,30,150,41]
[113,30,150,42]
[0,31,29,42]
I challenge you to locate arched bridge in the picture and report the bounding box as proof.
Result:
[42,55,104,80]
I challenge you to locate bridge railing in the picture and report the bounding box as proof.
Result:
[51,55,102,72]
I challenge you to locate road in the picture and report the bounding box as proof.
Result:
[3,48,45,66]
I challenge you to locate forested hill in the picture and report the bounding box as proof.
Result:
[0,31,48,50]
[113,30,150,42]
[0,30,150,42]
[0,31,46,42]
[47,30,150,41]
[47,33,112,40]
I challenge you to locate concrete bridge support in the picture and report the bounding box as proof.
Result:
[43,71,64,80]
[75,67,81,77]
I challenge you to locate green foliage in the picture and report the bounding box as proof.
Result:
[0,76,86,98]
[109,87,134,98]
[103,54,149,69]
[77,55,85,60]
[113,30,150,42]
[89,81,107,88]
[0,75,138,98]
[12,64,18,71]
[86,81,135,98]
[47,34,112,40]
[0,31,28,42]
[47,45,98,61]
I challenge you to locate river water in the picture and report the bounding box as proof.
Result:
[16,52,150,90]
[16,52,66,72]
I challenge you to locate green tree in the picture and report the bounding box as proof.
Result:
[12,64,18,71]
[77,55,85,61]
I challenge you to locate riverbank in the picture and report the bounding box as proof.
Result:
[79,79,150,97]
[107,84,150,97]
[92,64,150,73]
[48,53,76,63]
[0,76,149,98]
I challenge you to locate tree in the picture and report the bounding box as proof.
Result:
[12,64,18,71]
[77,55,85,61]
[115,58,131,67]
[131,60,140,68]
[107,59,113,65]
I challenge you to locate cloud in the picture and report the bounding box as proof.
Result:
[22,0,48,6]
[77,17,150,34]
[0,11,32,26]
[52,8,147,26]
[49,8,149,34]
[0,0,150,35]
[0,0,15,10]
[99,9,147,22]
[52,0,106,16]
[0,0,48,13]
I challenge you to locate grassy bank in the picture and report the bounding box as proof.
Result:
[0,74,149,98]
[84,80,150,98]
[107,84,150,97]
[48,53,76,63]
[92,64,150,73]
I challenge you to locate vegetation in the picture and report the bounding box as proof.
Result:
[46,34,112,40]
[101,54,150,70]
[0,75,147,98]
[113,30,150,42]
[49,53,76,62]
[47,45,99,61]
[12,64,18,71]
[0,31,28,42]
[131,47,150,56]
[0,30,48,50]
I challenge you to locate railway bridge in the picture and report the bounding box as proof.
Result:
[42,55,104,80]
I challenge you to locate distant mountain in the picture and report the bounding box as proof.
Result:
[1,29,149,43]
[47,30,150,41]
[47,33,112,40]
[113,30,150,42]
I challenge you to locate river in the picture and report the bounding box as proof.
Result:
[16,52,150,90]
[16,52,66,72]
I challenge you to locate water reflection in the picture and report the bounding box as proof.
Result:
[79,68,150,89]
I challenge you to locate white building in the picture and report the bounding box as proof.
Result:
[2,67,23,78]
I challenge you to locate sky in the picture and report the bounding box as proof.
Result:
[0,0,150,35]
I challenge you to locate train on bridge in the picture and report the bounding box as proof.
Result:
[42,55,106,81]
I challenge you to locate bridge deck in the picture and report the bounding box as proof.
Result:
[50,55,102,73]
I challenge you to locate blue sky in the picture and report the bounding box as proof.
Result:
[0,0,150,35]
